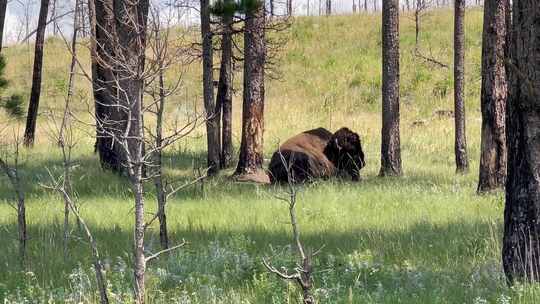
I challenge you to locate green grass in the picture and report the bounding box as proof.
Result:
[1,8,538,304]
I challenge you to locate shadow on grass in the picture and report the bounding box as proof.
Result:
[0,217,504,301]
[0,150,210,202]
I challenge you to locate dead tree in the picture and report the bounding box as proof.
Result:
[23,0,50,146]
[87,0,151,300]
[40,107,109,304]
[263,152,319,304]
[502,0,540,284]
[412,0,449,69]
[453,0,469,173]
[380,0,402,176]
[84,2,196,300]
[0,133,27,266]
[146,6,206,249]
[477,0,508,193]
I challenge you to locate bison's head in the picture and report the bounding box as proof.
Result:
[323,127,365,181]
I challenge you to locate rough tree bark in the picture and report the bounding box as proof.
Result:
[287,0,292,16]
[23,0,50,146]
[234,0,266,177]
[90,0,149,174]
[0,0,7,52]
[453,0,469,173]
[477,0,508,193]
[502,0,540,284]
[217,9,234,168]
[380,0,402,177]
[201,0,221,176]
[88,0,149,301]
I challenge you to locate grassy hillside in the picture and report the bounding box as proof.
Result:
[2,9,535,304]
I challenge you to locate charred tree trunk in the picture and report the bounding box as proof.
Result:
[0,0,7,52]
[217,11,234,169]
[477,0,508,193]
[89,0,148,174]
[453,0,469,173]
[380,0,402,177]
[23,0,49,146]
[502,0,540,284]
[234,0,266,177]
[201,0,221,176]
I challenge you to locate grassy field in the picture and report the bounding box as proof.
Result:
[1,8,536,303]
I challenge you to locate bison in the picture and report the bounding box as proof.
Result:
[268,127,365,183]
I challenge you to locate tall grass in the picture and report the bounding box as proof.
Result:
[1,8,537,303]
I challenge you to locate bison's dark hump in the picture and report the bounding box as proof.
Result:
[302,128,333,141]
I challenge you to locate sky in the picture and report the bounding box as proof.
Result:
[3,0,483,45]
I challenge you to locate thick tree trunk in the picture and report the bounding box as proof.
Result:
[477,0,508,193]
[380,0,402,177]
[90,0,148,174]
[23,0,49,146]
[0,0,7,52]
[217,11,234,169]
[502,0,540,284]
[453,0,468,173]
[201,0,221,176]
[234,1,266,177]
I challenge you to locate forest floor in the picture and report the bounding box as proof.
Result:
[1,8,536,304]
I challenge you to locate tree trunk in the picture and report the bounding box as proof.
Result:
[133,177,146,304]
[325,0,331,15]
[88,0,149,299]
[503,0,540,284]
[201,0,221,176]
[380,0,402,177]
[477,0,508,193]
[234,0,266,177]
[453,0,468,173]
[155,70,168,249]
[23,0,49,146]
[288,0,293,16]
[89,0,149,174]
[0,0,7,52]
[217,11,234,169]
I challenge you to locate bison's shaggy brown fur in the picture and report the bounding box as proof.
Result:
[268,127,365,183]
